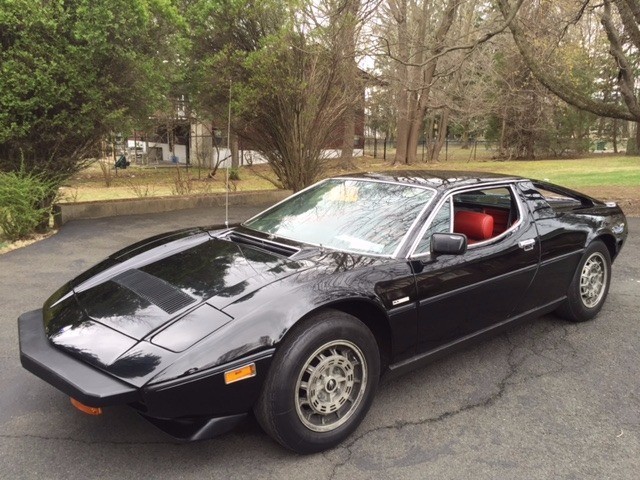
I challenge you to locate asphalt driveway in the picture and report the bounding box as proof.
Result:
[0,206,638,479]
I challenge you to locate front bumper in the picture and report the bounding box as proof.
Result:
[18,309,139,407]
[19,309,274,441]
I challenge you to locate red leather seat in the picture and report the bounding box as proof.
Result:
[483,207,509,235]
[454,211,494,244]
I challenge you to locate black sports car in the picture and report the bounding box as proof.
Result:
[18,171,628,453]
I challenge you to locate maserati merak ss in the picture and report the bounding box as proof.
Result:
[18,171,628,453]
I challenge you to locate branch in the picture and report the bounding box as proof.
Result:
[382,0,526,68]
[616,0,640,51]
[601,0,640,116]
[497,0,638,121]
[557,0,592,42]
[622,0,640,24]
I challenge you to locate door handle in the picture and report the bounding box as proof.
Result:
[518,238,536,251]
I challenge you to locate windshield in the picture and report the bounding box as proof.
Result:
[243,179,435,256]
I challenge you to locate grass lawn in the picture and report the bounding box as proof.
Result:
[61,152,640,203]
[58,163,278,203]
[57,152,640,216]
[435,155,640,188]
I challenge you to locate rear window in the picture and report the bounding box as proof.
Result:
[534,187,581,205]
[532,182,583,210]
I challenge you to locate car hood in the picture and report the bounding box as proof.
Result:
[42,229,312,383]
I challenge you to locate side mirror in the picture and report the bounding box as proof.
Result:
[431,233,467,256]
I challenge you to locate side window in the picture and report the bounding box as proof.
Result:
[411,185,522,256]
[414,198,452,255]
[452,186,519,244]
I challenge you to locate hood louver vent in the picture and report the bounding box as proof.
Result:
[228,232,299,258]
[112,269,196,314]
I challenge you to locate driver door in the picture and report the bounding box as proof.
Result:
[410,184,539,353]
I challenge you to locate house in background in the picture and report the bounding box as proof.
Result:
[127,79,367,168]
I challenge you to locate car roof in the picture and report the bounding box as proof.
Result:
[338,170,524,191]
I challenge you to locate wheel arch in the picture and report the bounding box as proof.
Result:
[556,235,613,322]
[594,233,618,261]
[327,299,392,371]
[287,298,393,374]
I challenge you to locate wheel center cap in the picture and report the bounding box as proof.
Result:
[325,378,337,392]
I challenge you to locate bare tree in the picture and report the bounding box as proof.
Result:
[303,1,382,165]
[387,0,460,164]
[373,0,525,164]
[237,33,352,191]
[498,0,640,151]
[336,0,362,163]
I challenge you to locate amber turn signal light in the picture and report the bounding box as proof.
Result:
[70,397,103,415]
[224,363,256,384]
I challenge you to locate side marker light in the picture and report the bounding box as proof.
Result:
[224,363,256,384]
[70,397,103,415]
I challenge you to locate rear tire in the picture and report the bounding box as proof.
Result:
[556,240,611,322]
[254,309,380,454]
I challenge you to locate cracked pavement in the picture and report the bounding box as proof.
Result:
[0,207,638,479]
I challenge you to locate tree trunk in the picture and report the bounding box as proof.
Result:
[405,107,426,164]
[430,109,449,162]
[339,0,360,165]
[499,113,507,157]
[626,122,639,155]
[392,0,410,165]
[393,0,458,164]
[395,98,410,164]
[341,106,356,161]
[230,131,239,168]
[461,121,470,149]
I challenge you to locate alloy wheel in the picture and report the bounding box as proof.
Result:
[295,340,368,432]
[580,252,607,308]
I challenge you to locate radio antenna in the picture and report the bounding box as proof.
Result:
[225,80,231,228]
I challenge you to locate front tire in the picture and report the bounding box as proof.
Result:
[254,309,380,454]
[556,240,611,322]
